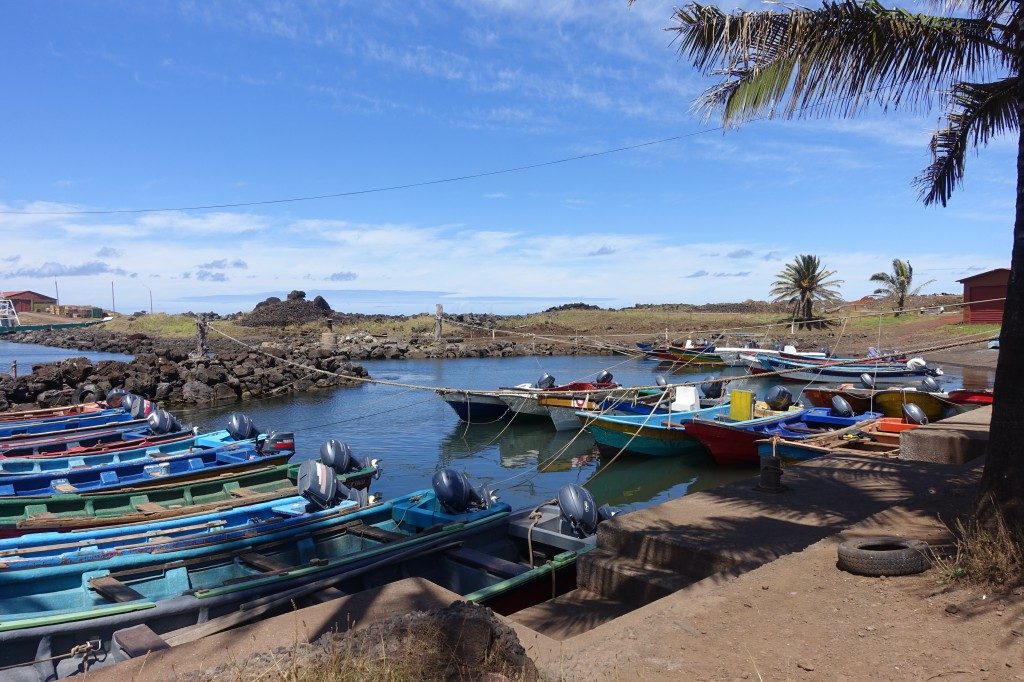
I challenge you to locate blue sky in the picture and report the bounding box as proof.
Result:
[0,1,1014,314]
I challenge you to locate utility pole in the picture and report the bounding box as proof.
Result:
[54,280,59,308]
[434,304,443,341]
[111,281,116,314]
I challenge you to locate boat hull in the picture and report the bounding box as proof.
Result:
[437,391,510,423]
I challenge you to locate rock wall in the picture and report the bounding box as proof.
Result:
[0,332,368,411]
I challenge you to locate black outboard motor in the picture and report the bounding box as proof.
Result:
[655,375,668,388]
[921,376,940,393]
[130,398,157,419]
[105,387,129,408]
[536,374,556,390]
[147,409,181,435]
[432,468,493,514]
[595,370,613,385]
[830,395,854,418]
[859,373,876,390]
[227,413,260,441]
[701,376,725,400]
[121,393,139,412]
[319,439,374,475]
[903,403,929,425]
[261,431,296,456]
[764,385,794,411]
[557,484,618,538]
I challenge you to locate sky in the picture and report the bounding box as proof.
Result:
[0,0,1014,315]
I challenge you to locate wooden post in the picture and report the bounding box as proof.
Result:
[434,304,443,341]
[10,360,15,379]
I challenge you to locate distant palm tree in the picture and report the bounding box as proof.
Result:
[770,254,843,327]
[870,259,935,316]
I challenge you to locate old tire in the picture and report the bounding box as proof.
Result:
[837,537,931,576]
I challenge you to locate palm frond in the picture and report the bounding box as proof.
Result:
[673,0,1004,124]
[915,76,1020,205]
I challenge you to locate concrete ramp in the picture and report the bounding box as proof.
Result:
[900,404,991,465]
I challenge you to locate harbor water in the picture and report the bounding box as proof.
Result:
[0,342,990,514]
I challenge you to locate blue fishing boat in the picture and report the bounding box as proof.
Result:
[0,428,242,476]
[744,353,942,385]
[0,410,140,440]
[686,405,882,466]
[0,470,614,679]
[0,433,294,497]
[0,424,189,458]
[579,404,732,457]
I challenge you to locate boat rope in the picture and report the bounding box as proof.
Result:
[6,641,100,674]
[204,320,997,403]
[525,502,552,568]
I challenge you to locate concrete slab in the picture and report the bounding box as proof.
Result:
[81,578,463,682]
[901,405,991,464]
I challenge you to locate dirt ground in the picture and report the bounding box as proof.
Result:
[543,507,1023,681]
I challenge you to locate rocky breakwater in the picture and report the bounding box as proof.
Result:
[0,331,368,411]
[325,330,605,360]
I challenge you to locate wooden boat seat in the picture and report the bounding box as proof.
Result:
[228,486,259,498]
[135,502,166,514]
[445,547,530,579]
[239,551,294,573]
[349,524,406,543]
[89,575,145,603]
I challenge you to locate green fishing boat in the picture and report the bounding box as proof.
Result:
[0,461,379,536]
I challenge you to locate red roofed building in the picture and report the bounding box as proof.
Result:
[0,291,57,313]
[957,268,1010,324]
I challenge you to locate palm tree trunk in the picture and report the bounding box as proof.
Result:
[896,292,905,317]
[978,114,1024,529]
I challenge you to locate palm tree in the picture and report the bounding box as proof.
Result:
[638,0,1023,527]
[870,259,935,315]
[770,254,844,327]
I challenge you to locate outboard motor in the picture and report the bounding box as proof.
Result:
[655,375,668,388]
[226,413,260,441]
[147,409,181,435]
[701,376,725,400]
[906,357,927,371]
[319,439,375,474]
[830,395,854,418]
[595,370,614,385]
[296,460,376,511]
[431,468,494,514]
[105,387,129,408]
[921,376,940,393]
[297,459,339,510]
[121,393,139,412]
[261,431,296,456]
[557,484,619,538]
[764,385,794,411]
[536,373,556,390]
[819,346,830,358]
[903,403,929,425]
[867,347,880,359]
[859,373,876,390]
[72,383,104,406]
[130,398,157,419]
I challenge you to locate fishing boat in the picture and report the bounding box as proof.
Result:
[436,389,511,423]
[498,372,621,425]
[756,413,925,463]
[0,470,611,679]
[0,409,140,440]
[0,426,245,475]
[578,388,791,458]
[802,386,962,422]
[0,433,293,497]
[578,404,731,457]
[743,353,942,385]
[0,457,379,537]
[684,392,881,466]
[947,388,994,406]
[0,400,112,423]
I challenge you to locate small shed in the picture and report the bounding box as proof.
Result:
[0,291,57,313]
[957,268,1010,323]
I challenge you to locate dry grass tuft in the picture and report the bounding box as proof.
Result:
[934,513,1024,589]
